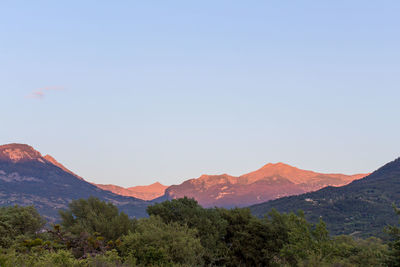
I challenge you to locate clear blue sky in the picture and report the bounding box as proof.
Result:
[1,1,399,187]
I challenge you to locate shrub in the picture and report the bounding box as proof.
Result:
[120,216,204,266]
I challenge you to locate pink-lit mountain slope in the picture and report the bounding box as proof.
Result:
[162,163,368,208]
[95,182,168,201]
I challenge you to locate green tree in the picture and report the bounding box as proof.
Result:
[331,235,388,267]
[59,197,136,241]
[119,215,205,266]
[386,205,400,267]
[0,205,45,248]
[147,197,228,264]
[279,212,334,266]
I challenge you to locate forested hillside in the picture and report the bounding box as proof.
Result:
[251,158,400,237]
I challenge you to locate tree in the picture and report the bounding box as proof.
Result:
[147,196,203,225]
[332,235,388,267]
[59,197,136,241]
[119,215,205,266]
[147,197,228,264]
[386,205,400,266]
[0,205,45,248]
[278,211,334,266]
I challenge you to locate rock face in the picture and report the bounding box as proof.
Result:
[163,163,368,208]
[0,144,43,163]
[250,158,400,237]
[0,144,149,222]
[95,182,168,201]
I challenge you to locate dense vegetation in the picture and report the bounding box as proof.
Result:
[251,158,400,237]
[1,197,400,266]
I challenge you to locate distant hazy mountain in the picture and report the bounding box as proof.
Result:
[0,144,149,221]
[161,162,367,208]
[250,158,400,237]
[95,182,168,201]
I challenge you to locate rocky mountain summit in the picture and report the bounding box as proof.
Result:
[162,162,368,208]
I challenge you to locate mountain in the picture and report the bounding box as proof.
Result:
[0,144,149,221]
[250,158,400,237]
[94,182,168,201]
[43,154,84,180]
[162,163,367,208]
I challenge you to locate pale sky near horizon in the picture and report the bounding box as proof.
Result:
[1,1,400,187]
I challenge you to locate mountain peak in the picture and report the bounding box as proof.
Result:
[0,143,43,162]
[165,162,367,208]
[96,181,168,201]
[150,182,166,187]
[261,162,297,170]
[242,162,317,184]
[364,157,400,180]
[249,156,400,237]
[127,181,168,191]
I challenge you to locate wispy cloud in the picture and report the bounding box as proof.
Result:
[27,87,65,99]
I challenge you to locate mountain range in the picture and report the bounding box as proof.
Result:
[158,163,367,208]
[94,182,167,201]
[0,143,374,226]
[250,157,400,237]
[0,144,149,221]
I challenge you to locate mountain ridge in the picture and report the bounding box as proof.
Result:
[162,162,368,208]
[250,157,400,237]
[95,182,168,201]
[0,143,149,221]
[43,154,84,180]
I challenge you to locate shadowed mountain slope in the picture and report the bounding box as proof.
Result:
[250,158,400,237]
[0,144,149,221]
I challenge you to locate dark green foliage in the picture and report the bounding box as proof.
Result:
[146,198,392,266]
[147,198,347,266]
[59,197,136,241]
[0,197,395,266]
[279,214,332,265]
[147,197,228,264]
[217,207,273,266]
[385,205,400,266]
[147,196,201,224]
[0,205,45,248]
[119,215,204,266]
[331,236,388,267]
[48,224,109,259]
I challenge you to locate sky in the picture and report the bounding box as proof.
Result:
[1,1,399,187]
